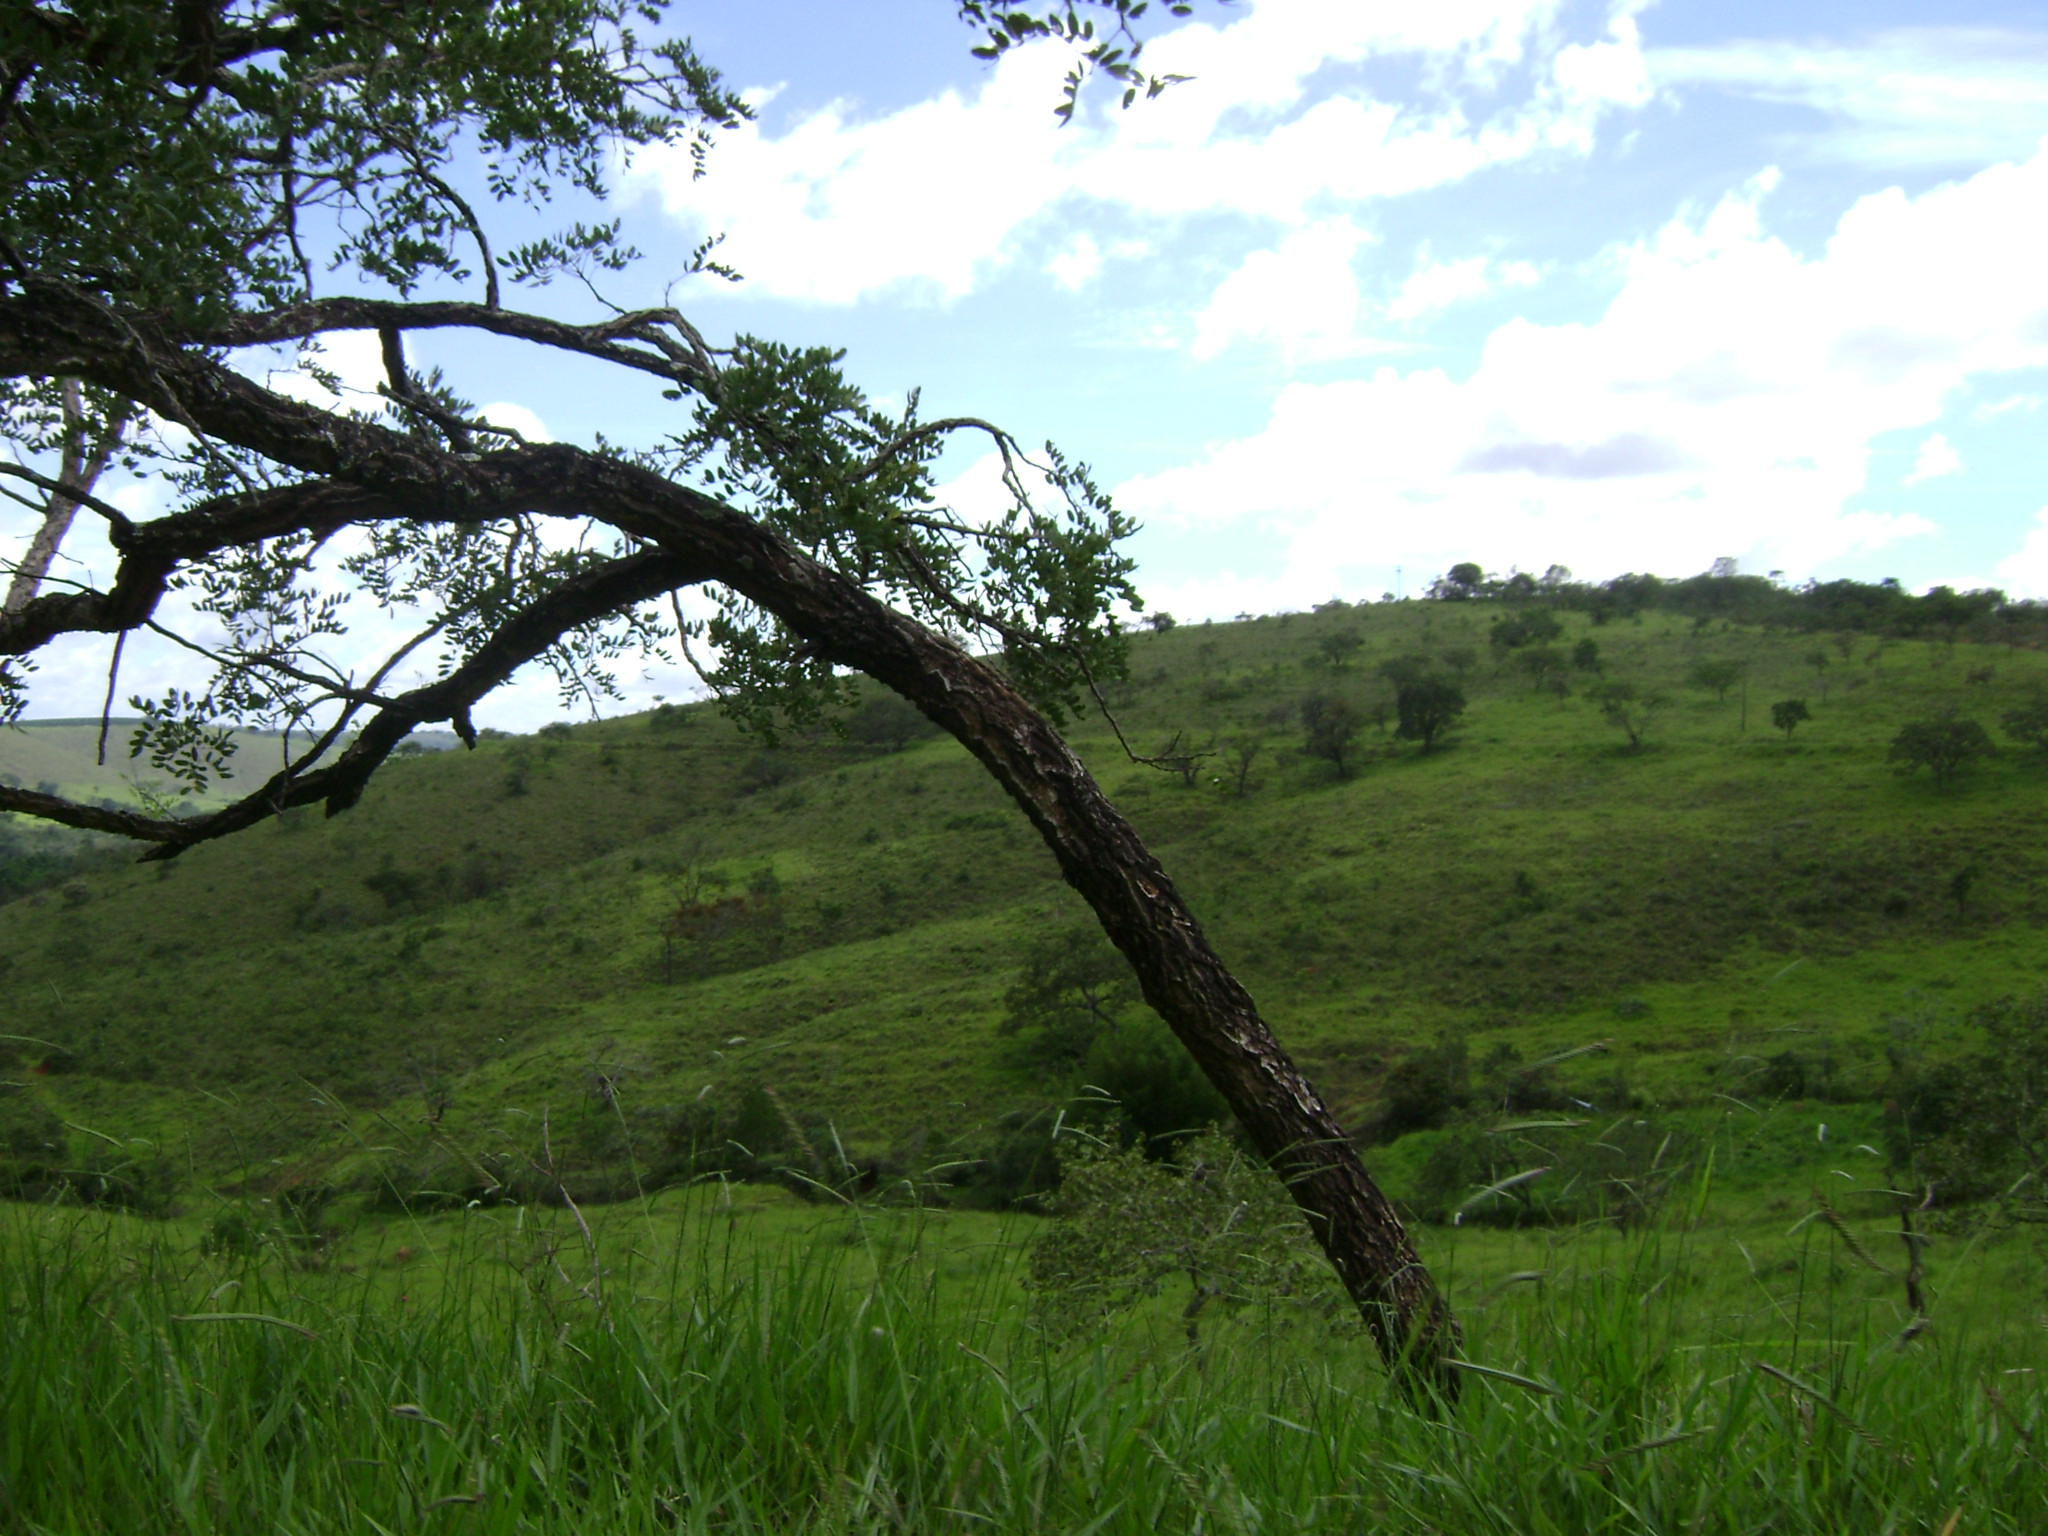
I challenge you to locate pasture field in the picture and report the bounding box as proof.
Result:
[2,601,2045,1192]
[3,597,2046,1530]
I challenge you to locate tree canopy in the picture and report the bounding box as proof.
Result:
[0,1,1456,1388]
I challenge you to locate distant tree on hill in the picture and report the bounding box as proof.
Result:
[1889,714,1995,788]
[1514,646,1563,693]
[1590,680,1666,752]
[1805,649,1833,702]
[1367,657,1419,696]
[2003,689,2048,756]
[1571,638,1602,674]
[1771,698,1811,742]
[1300,694,1365,779]
[1314,627,1364,670]
[1150,730,1212,789]
[1146,611,1178,633]
[1950,863,1979,918]
[1489,609,1563,653]
[1428,562,1486,600]
[1394,677,1466,753]
[1498,571,1540,602]
[1220,733,1265,798]
[1440,645,1478,680]
[1688,659,1745,703]
[846,694,941,753]
[1000,922,1139,1069]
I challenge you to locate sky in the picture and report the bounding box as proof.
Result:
[8,0,2048,728]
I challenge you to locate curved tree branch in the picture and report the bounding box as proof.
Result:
[0,277,1460,1392]
[183,296,721,395]
[1,543,711,853]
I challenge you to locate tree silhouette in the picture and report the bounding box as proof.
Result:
[1394,677,1467,752]
[1889,715,1994,788]
[1770,698,1810,742]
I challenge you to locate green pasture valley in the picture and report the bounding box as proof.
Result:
[3,599,2047,1532]
[3,601,2044,1191]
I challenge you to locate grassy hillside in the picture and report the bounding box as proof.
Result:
[0,719,463,807]
[1,600,2044,1204]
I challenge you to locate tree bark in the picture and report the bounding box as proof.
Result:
[0,281,1461,1393]
[2,380,126,617]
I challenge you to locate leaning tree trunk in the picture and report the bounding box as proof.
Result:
[729,544,1463,1395]
[0,281,1461,1395]
[868,622,1462,1389]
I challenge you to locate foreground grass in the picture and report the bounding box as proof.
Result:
[1,1187,2039,1534]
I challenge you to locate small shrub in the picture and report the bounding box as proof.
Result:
[1024,1130,1343,1343]
[1371,1034,1470,1142]
[1888,713,1994,787]
[1080,1016,1230,1152]
[1412,1116,1694,1228]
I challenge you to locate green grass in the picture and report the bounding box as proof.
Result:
[1,602,2044,1186]
[0,1169,2039,1534]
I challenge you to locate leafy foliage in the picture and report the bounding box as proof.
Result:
[957,0,1199,122]
[2,0,745,320]
[1299,692,1363,779]
[1771,697,1811,742]
[1000,919,1142,1068]
[1888,715,1995,788]
[1395,676,1466,752]
[1024,1129,1342,1341]
[1,0,1148,836]
[1589,680,1666,751]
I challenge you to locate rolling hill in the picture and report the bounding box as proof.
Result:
[2,599,2043,1207]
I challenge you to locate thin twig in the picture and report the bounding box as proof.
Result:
[96,628,127,766]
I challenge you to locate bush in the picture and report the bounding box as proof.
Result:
[1080,1016,1230,1152]
[945,1106,1065,1209]
[1489,609,1563,652]
[1411,1116,1694,1228]
[1024,1130,1343,1342]
[1299,693,1364,779]
[2002,688,2048,754]
[1370,1034,1470,1141]
[737,751,797,794]
[845,693,941,752]
[1394,677,1466,752]
[999,921,1139,1070]
[1891,993,2048,1220]
[1888,714,1994,787]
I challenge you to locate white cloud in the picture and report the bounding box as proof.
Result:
[1046,234,1102,292]
[1119,144,2048,601]
[260,330,389,410]
[244,334,548,448]
[476,402,550,444]
[628,0,1652,304]
[1651,30,2048,169]
[1904,432,1961,484]
[1977,393,2043,420]
[1385,253,1540,321]
[1192,219,1372,360]
[1997,508,2048,599]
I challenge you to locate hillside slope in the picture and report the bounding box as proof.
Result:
[2,602,2043,1198]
